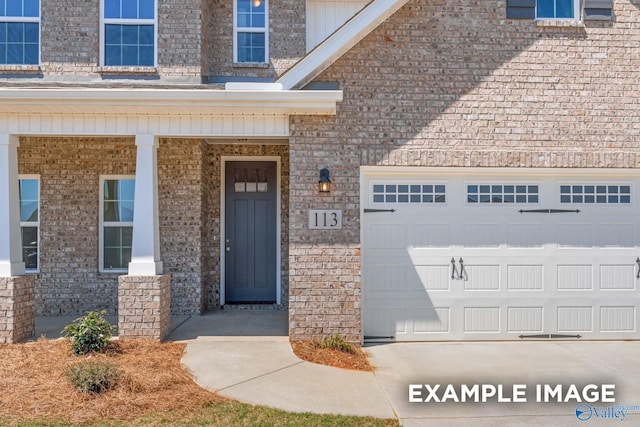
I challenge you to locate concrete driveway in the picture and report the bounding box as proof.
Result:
[367,341,640,426]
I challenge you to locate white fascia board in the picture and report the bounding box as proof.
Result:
[277,0,409,90]
[0,88,342,116]
[225,82,284,90]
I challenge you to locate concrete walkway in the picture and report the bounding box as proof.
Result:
[173,311,396,419]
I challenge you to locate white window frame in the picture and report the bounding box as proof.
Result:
[370,181,448,205]
[535,0,580,20]
[557,182,634,206]
[0,0,41,65]
[18,174,40,273]
[233,0,269,64]
[99,175,135,273]
[99,0,158,67]
[465,182,542,205]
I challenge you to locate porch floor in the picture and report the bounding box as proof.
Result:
[35,310,288,342]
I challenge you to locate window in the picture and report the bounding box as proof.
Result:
[234,167,268,193]
[102,0,155,66]
[507,0,611,21]
[18,176,39,271]
[0,0,39,65]
[100,177,135,272]
[467,184,539,204]
[560,184,631,205]
[234,0,267,63]
[372,183,446,203]
[536,0,577,19]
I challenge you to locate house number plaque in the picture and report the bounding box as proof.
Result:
[308,210,342,230]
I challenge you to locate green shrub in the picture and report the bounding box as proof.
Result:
[313,334,356,354]
[62,310,114,355]
[66,360,121,394]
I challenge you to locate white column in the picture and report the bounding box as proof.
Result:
[0,134,25,277]
[128,134,163,275]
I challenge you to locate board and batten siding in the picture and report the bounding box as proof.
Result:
[306,0,369,52]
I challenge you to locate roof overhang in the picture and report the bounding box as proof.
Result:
[0,87,343,116]
[277,0,410,90]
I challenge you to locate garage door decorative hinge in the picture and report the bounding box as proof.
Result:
[364,208,396,213]
[518,209,581,214]
[519,333,582,339]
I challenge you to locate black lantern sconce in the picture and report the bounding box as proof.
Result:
[319,168,331,193]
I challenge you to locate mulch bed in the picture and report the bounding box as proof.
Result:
[291,341,374,371]
[0,338,218,424]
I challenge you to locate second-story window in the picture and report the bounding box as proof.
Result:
[0,0,39,65]
[102,0,156,66]
[234,0,268,63]
[536,0,577,19]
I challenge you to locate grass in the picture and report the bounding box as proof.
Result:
[1,401,398,426]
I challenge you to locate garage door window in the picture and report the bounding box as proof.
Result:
[560,185,631,204]
[467,184,539,204]
[372,183,445,203]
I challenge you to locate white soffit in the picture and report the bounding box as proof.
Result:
[0,88,342,116]
[277,0,409,90]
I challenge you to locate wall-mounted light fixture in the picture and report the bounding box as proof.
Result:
[319,168,331,193]
[253,0,262,7]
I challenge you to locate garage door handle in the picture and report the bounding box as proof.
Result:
[636,257,640,279]
[459,257,467,281]
[451,257,458,280]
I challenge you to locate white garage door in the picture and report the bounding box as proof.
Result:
[362,168,640,341]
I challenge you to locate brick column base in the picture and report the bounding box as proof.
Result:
[0,275,35,343]
[118,275,171,340]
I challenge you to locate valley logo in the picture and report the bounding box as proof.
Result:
[576,403,640,422]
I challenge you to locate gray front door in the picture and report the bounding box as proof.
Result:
[225,161,277,303]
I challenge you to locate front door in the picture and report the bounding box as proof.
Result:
[225,161,277,303]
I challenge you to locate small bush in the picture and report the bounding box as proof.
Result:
[66,360,121,394]
[313,334,356,354]
[62,310,114,355]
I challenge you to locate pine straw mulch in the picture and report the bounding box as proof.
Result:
[291,341,374,371]
[0,338,219,424]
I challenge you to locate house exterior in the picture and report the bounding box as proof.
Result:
[1,0,639,344]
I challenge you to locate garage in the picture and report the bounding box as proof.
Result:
[361,168,640,341]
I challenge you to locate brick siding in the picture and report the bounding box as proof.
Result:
[18,137,136,316]
[202,0,306,79]
[0,276,35,343]
[118,274,171,339]
[288,0,640,341]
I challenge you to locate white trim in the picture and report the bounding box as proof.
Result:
[220,156,282,305]
[277,0,409,90]
[0,16,39,22]
[0,134,25,277]
[99,0,158,67]
[0,88,342,116]
[360,166,640,179]
[128,134,163,275]
[99,175,135,273]
[233,0,269,64]
[18,174,39,273]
